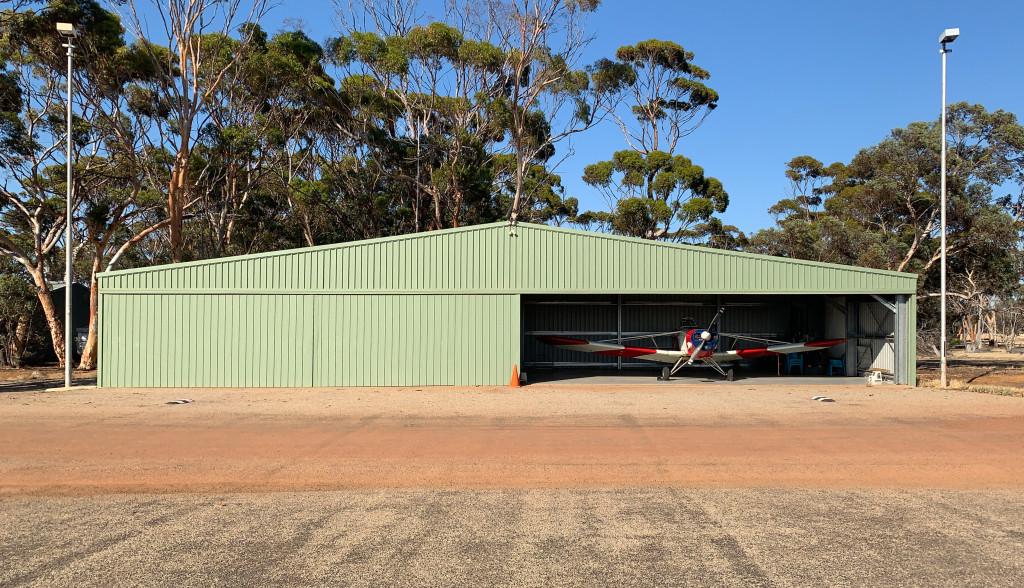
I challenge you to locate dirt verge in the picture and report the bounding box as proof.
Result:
[2,384,1023,496]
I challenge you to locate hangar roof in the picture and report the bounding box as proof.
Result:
[99,222,917,295]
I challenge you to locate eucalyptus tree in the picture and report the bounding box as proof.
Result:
[823,104,1024,274]
[684,217,748,250]
[481,0,604,226]
[328,2,511,232]
[330,0,607,231]
[772,156,844,223]
[746,156,846,262]
[750,103,1024,348]
[0,258,37,367]
[581,39,727,239]
[492,155,580,226]
[186,26,335,258]
[0,0,129,366]
[119,0,272,263]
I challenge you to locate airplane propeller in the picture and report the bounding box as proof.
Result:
[663,307,727,379]
[683,307,725,367]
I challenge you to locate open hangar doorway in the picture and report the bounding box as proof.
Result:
[520,294,907,384]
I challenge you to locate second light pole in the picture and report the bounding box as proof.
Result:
[939,27,959,388]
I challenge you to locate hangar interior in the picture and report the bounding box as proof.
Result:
[522,293,911,382]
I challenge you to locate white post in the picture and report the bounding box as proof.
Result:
[64,37,74,389]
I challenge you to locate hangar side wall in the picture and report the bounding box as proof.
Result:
[99,293,315,387]
[99,293,519,387]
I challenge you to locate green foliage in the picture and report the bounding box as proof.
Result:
[749,103,1024,345]
[610,196,672,238]
[493,158,577,226]
[683,217,748,250]
[609,39,718,142]
[586,58,636,95]
[407,22,463,63]
[579,37,724,240]
[581,149,727,239]
[0,69,28,157]
[566,0,601,11]
[0,259,39,367]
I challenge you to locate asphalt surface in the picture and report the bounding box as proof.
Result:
[3,489,1024,587]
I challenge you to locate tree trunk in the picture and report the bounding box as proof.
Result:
[169,147,189,263]
[11,315,31,367]
[984,310,997,346]
[29,266,65,367]
[78,251,102,370]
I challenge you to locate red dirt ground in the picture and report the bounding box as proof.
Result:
[2,384,1024,496]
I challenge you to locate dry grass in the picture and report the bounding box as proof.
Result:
[918,377,1024,397]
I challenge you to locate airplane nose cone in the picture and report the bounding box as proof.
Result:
[701,331,712,341]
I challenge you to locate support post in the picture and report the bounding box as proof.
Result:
[616,294,622,371]
[896,295,909,385]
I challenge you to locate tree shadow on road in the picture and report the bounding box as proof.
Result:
[0,376,98,393]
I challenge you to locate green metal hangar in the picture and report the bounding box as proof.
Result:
[97,222,918,387]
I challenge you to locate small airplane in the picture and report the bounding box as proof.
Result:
[537,307,846,381]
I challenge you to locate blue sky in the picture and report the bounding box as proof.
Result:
[260,0,1023,235]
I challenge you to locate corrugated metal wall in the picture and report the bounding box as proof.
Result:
[314,295,518,386]
[100,293,518,387]
[856,300,896,374]
[99,294,314,387]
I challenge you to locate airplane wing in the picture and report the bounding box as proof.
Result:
[539,336,847,368]
[709,339,847,362]
[536,336,683,364]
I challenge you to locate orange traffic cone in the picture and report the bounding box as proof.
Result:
[510,364,521,388]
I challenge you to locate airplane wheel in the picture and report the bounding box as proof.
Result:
[727,369,735,382]
[661,367,670,381]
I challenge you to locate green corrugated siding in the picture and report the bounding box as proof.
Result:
[100,294,314,387]
[99,293,518,387]
[98,223,918,295]
[314,295,518,386]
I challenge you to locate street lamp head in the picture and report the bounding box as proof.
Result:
[940,28,960,44]
[56,22,78,37]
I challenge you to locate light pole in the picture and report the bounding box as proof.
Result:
[58,22,77,389]
[939,27,959,388]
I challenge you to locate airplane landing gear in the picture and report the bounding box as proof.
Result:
[661,366,734,381]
